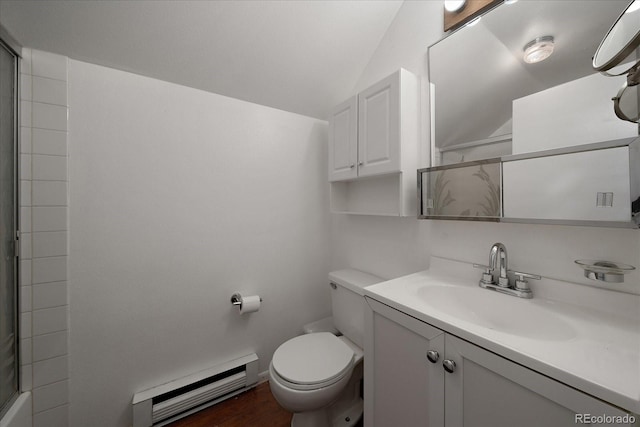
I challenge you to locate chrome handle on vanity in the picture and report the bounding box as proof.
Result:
[426,350,439,363]
[443,359,456,373]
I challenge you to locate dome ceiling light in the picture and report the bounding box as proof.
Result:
[444,0,466,13]
[523,36,555,64]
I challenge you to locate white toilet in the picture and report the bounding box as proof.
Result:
[269,269,383,427]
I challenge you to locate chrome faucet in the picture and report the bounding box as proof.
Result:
[489,242,509,287]
[473,242,540,299]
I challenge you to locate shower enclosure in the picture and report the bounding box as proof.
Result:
[0,35,18,417]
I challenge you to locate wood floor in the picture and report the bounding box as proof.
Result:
[168,381,292,427]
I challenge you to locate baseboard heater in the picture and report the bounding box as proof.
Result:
[132,353,259,427]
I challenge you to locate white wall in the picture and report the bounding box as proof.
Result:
[68,60,330,427]
[331,1,640,293]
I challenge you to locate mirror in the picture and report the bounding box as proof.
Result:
[429,0,639,166]
[594,0,640,123]
[593,0,640,74]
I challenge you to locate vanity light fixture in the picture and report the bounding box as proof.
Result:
[523,36,555,64]
[444,0,466,12]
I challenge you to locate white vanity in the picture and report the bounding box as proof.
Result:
[363,257,639,427]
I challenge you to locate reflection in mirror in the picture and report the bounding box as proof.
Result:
[429,0,638,166]
[418,160,501,220]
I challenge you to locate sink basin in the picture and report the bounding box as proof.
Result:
[416,285,576,340]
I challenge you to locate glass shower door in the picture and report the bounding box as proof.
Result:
[0,40,17,416]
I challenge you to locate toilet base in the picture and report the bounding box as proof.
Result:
[291,409,331,427]
[331,398,363,426]
[290,398,362,427]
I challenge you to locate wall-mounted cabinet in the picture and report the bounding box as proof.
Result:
[329,68,418,216]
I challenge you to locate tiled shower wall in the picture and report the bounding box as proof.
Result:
[19,48,69,427]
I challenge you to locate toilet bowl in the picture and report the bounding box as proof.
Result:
[269,333,364,427]
[268,269,383,427]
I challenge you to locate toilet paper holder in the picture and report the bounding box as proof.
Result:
[230,293,263,306]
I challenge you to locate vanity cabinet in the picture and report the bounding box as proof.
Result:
[328,69,418,216]
[364,298,636,427]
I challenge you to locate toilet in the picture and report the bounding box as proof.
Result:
[269,269,383,427]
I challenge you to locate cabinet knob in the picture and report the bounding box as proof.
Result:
[426,350,439,363]
[358,162,364,166]
[443,359,456,373]
[350,164,355,169]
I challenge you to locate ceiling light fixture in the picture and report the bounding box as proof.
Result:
[444,0,466,12]
[523,36,555,64]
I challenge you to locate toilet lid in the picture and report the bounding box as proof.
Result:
[272,332,354,386]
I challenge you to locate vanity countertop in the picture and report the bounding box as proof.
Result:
[364,257,640,414]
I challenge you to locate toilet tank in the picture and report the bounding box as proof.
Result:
[329,269,384,348]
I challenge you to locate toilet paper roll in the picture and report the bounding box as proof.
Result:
[239,295,261,314]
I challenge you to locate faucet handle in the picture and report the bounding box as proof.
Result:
[473,263,495,285]
[511,271,541,291]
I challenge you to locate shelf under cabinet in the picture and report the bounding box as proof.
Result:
[330,172,414,217]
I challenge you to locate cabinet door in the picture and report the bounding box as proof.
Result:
[365,298,445,427]
[444,334,635,427]
[358,72,401,177]
[329,96,358,181]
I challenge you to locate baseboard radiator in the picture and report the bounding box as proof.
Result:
[132,353,259,427]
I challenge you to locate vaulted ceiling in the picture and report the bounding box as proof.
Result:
[0,0,403,119]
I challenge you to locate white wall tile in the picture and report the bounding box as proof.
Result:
[32,231,68,258]
[20,285,32,313]
[20,180,32,206]
[32,331,67,362]
[32,50,67,82]
[32,256,67,284]
[20,339,32,365]
[20,206,32,233]
[33,380,68,414]
[33,404,68,427]
[32,129,67,156]
[20,154,31,181]
[20,312,32,338]
[20,126,31,154]
[20,232,32,259]
[32,207,67,232]
[21,48,32,75]
[19,49,69,423]
[32,77,67,107]
[32,306,67,336]
[20,74,31,101]
[32,103,67,132]
[32,154,67,181]
[32,355,68,388]
[20,260,32,287]
[32,282,67,311]
[20,365,33,392]
[32,181,67,206]
[21,100,31,127]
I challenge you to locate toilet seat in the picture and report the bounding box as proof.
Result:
[272,332,354,391]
